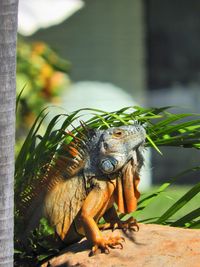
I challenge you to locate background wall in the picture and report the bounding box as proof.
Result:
[146,0,200,90]
[146,0,200,184]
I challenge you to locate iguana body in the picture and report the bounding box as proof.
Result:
[16,124,146,253]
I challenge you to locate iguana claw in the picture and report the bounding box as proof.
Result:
[99,217,139,232]
[89,236,125,256]
[120,217,139,232]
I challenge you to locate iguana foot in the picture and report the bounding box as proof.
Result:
[99,217,139,232]
[118,217,139,232]
[90,235,125,256]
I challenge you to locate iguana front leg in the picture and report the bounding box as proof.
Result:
[80,180,124,255]
[98,159,140,232]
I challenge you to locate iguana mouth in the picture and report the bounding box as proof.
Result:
[115,159,140,214]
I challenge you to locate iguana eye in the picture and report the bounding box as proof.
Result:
[113,130,123,137]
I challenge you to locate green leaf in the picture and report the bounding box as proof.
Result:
[14,249,23,254]
[37,253,54,261]
[138,182,170,208]
[156,183,200,224]
[146,134,163,155]
[16,84,26,111]
[188,219,200,229]
[171,207,200,227]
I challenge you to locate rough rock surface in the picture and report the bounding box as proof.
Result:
[41,224,200,267]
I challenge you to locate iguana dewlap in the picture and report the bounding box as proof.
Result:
[19,124,146,254]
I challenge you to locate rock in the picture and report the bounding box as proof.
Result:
[41,224,200,267]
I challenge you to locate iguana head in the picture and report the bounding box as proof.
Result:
[67,123,145,180]
[98,124,145,174]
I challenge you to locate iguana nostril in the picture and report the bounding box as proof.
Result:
[100,158,118,173]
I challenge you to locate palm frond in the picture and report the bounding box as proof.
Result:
[15,106,200,228]
[156,182,200,225]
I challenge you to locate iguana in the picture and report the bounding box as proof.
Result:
[15,123,146,255]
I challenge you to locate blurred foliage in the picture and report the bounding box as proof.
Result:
[16,39,71,142]
[14,218,59,266]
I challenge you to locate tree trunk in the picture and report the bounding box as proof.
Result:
[0,0,18,266]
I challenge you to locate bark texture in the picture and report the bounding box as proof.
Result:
[0,0,18,266]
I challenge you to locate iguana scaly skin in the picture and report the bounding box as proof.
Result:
[16,124,146,254]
